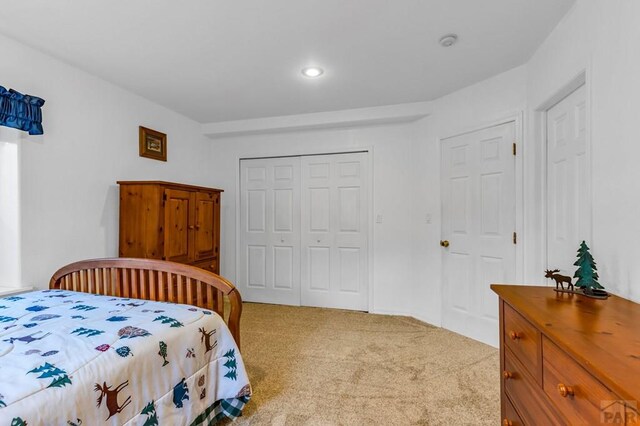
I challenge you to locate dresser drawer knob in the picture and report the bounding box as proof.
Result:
[503,419,513,426]
[557,383,575,397]
[503,370,514,380]
[508,331,521,341]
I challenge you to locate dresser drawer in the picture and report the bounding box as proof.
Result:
[543,337,618,424]
[503,302,541,380]
[504,348,563,425]
[503,395,524,426]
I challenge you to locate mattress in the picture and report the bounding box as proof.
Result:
[0,289,251,425]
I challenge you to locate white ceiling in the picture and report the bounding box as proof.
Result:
[0,0,574,123]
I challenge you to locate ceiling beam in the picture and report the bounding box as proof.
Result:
[202,101,433,139]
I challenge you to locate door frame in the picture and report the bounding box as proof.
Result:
[531,70,591,282]
[438,111,525,285]
[235,146,374,312]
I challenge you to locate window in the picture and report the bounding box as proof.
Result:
[0,128,20,286]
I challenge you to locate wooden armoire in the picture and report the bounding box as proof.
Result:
[117,181,222,275]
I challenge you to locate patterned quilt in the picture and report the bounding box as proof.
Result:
[0,290,251,425]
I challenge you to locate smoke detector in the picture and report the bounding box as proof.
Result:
[439,34,458,47]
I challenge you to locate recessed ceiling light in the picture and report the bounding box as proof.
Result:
[301,67,324,78]
[439,34,458,47]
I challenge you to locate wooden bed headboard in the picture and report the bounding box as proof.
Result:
[49,258,243,349]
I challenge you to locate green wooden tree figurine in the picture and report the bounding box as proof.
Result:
[573,241,604,293]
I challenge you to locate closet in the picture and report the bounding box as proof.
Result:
[239,152,369,311]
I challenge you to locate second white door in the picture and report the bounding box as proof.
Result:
[441,122,517,346]
[239,152,369,311]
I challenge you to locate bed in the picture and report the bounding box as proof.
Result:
[0,258,251,425]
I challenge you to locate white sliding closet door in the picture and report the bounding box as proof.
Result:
[301,153,369,311]
[547,85,590,275]
[239,152,369,311]
[239,157,301,305]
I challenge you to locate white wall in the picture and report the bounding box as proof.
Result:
[527,0,640,302]
[0,33,213,289]
[0,129,21,286]
[206,65,527,323]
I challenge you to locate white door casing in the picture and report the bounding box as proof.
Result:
[301,153,369,310]
[239,157,301,305]
[546,85,589,277]
[441,122,516,346]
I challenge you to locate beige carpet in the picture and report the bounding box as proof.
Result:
[226,303,500,425]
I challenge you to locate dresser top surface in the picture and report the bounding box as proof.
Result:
[492,284,640,402]
[117,180,223,192]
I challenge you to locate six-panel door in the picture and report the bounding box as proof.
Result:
[300,153,369,311]
[441,122,516,346]
[547,85,590,275]
[240,157,302,306]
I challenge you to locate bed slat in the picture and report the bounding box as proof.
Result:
[49,258,243,349]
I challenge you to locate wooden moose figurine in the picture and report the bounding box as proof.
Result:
[545,269,574,291]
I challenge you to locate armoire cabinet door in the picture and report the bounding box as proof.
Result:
[194,191,218,261]
[164,188,194,263]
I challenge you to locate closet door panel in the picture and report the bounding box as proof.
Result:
[239,157,301,305]
[301,153,369,311]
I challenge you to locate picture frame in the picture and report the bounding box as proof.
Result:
[139,126,167,161]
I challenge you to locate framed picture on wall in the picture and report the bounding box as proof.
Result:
[139,126,167,161]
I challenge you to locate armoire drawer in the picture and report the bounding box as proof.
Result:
[543,337,618,424]
[503,303,541,380]
[193,258,219,274]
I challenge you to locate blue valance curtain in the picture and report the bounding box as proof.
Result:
[0,86,45,135]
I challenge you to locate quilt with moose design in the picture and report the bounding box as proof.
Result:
[0,290,251,425]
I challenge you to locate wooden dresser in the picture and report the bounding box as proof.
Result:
[491,285,640,425]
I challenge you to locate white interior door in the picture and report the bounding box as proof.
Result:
[547,85,589,276]
[441,122,516,346]
[239,157,301,305]
[301,153,369,311]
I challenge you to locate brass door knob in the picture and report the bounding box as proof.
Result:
[509,331,521,341]
[557,383,574,397]
[503,371,514,380]
[503,420,513,426]
[440,240,450,248]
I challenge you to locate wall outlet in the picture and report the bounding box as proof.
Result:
[376,214,383,224]
[425,213,432,224]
